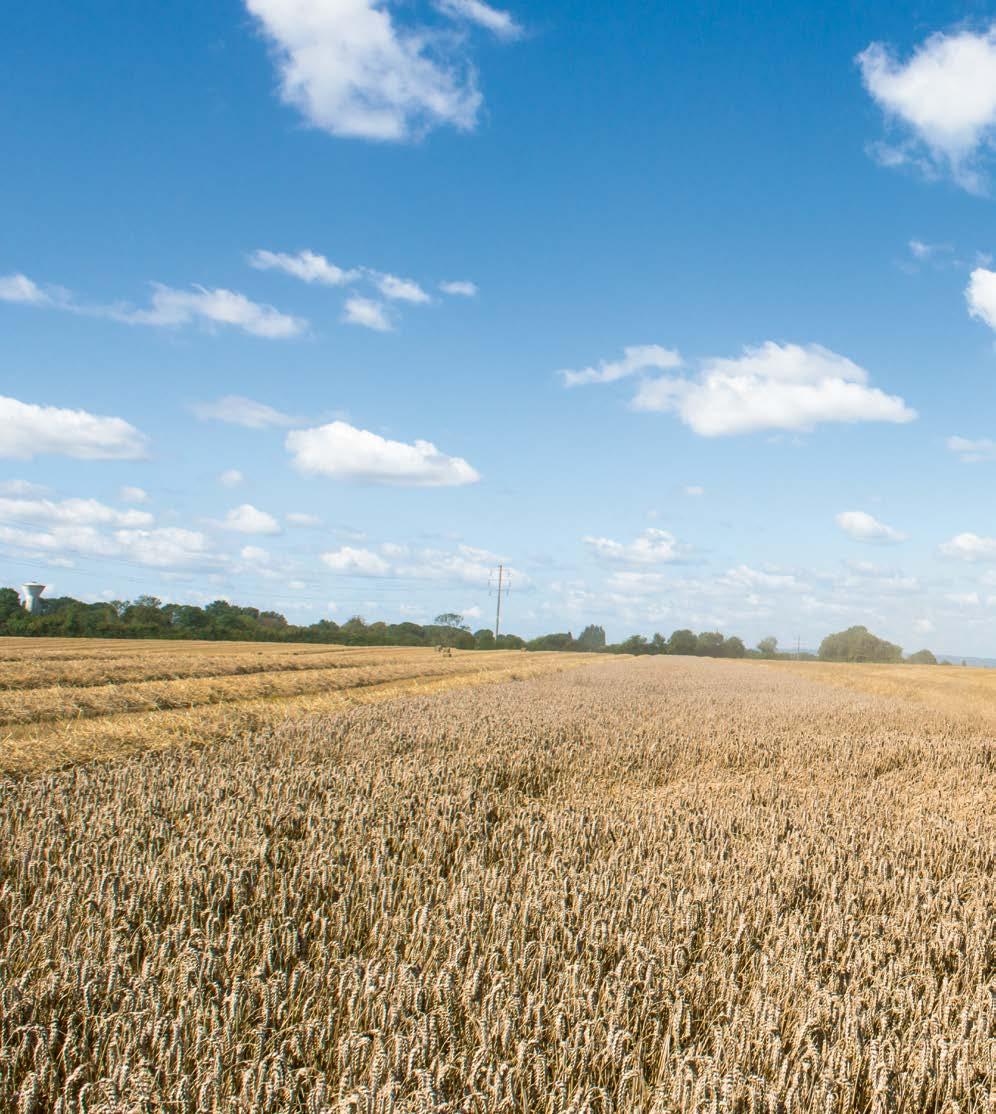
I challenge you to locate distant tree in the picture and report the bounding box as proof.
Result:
[818,625,902,664]
[527,632,575,652]
[0,587,21,627]
[434,613,467,629]
[695,631,726,657]
[651,632,668,654]
[576,624,607,652]
[906,649,937,665]
[619,634,649,655]
[667,629,697,656]
[474,628,496,650]
[496,633,526,650]
[722,636,747,658]
[757,636,778,657]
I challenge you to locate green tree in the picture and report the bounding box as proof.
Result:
[474,628,496,650]
[695,631,725,657]
[722,636,746,658]
[434,613,466,629]
[619,634,649,654]
[651,632,668,654]
[667,629,697,656]
[0,588,21,629]
[906,648,938,665]
[576,624,606,652]
[818,625,902,664]
[757,636,778,657]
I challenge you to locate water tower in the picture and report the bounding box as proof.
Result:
[21,583,46,613]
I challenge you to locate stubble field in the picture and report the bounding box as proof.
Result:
[2,643,996,1112]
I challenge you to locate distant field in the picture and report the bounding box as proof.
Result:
[0,637,589,776]
[761,655,996,724]
[3,650,996,1110]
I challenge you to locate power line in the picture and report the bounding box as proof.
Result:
[489,565,511,639]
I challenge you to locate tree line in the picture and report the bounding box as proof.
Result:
[0,589,938,662]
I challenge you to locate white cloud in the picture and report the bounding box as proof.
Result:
[940,532,996,561]
[836,510,906,544]
[946,591,981,606]
[440,280,478,297]
[343,296,392,331]
[249,249,359,285]
[632,342,916,436]
[287,420,480,486]
[0,520,222,570]
[321,545,391,575]
[0,273,53,305]
[240,545,271,563]
[947,435,996,462]
[0,273,305,339]
[286,512,321,527]
[858,26,996,192]
[966,267,996,332]
[121,284,305,338]
[434,0,521,39]
[244,0,484,141]
[584,528,686,565]
[0,396,148,461]
[0,496,153,529]
[0,479,50,496]
[219,469,245,488]
[721,565,801,590]
[119,485,149,504]
[221,504,282,535]
[192,396,298,428]
[462,604,483,619]
[914,618,935,634]
[561,344,683,388]
[371,272,431,303]
[685,485,704,497]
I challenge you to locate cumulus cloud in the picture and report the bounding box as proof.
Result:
[221,504,282,535]
[966,267,996,332]
[0,273,305,338]
[249,249,359,285]
[434,0,521,39]
[0,396,148,461]
[219,469,245,488]
[0,520,222,570]
[286,512,321,527]
[947,435,996,462]
[287,420,480,486]
[321,546,391,575]
[244,0,487,142]
[440,280,478,297]
[858,25,996,192]
[940,532,996,561]
[561,344,683,388]
[343,296,392,331]
[631,342,915,436]
[192,396,299,428]
[0,496,153,529]
[836,510,906,543]
[584,528,687,565]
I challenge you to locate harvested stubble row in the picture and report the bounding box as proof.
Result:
[0,646,585,776]
[3,655,996,1112]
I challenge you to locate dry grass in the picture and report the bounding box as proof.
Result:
[3,652,996,1111]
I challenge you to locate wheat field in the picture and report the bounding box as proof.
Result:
[3,647,996,1111]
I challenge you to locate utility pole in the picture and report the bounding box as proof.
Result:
[490,564,509,640]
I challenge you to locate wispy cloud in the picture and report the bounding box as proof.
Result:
[192,396,299,429]
[343,296,392,332]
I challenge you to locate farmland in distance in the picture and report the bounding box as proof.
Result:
[2,648,996,1111]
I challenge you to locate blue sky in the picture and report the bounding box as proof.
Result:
[5,0,996,651]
